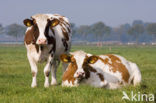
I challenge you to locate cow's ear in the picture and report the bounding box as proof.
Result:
[87,56,98,64]
[23,19,33,27]
[50,18,60,27]
[60,54,71,63]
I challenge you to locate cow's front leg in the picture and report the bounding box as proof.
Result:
[44,57,52,88]
[27,54,38,88]
[51,60,60,85]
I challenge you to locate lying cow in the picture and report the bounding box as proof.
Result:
[23,14,71,88]
[60,51,141,89]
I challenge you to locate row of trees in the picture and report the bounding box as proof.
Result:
[72,20,156,43]
[0,23,26,41]
[73,22,111,41]
[0,20,156,43]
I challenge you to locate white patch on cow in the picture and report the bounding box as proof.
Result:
[82,72,107,88]
[25,43,40,62]
[49,30,54,37]
[63,17,70,25]
[32,15,48,44]
[86,53,92,57]
[62,80,72,87]
[90,58,123,84]
[54,25,66,57]
[62,80,79,87]
[25,44,52,63]
[107,82,121,89]
[128,62,141,85]
[70,51,87,78]
[27,49,38,88]
[116,60,121,63]
[26,26,32,32]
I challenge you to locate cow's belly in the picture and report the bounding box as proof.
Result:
[54,47,66,58]
[54,41,71,59]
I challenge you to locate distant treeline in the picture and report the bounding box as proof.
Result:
[0,20,156,43]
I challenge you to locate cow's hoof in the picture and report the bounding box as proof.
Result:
[51,81,57,86]
[31,84,37,88]
[44,83,50,88]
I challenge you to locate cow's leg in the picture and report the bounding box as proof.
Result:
[62,62,68,73]
[44,56,52,88]
[51,60,60,85]
[62,51,69,73]
[27,54,38,88]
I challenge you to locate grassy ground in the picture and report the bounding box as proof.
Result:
[0,45,156,103]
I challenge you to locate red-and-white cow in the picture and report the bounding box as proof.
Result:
[60,51,141,89]
[23,14,71,88]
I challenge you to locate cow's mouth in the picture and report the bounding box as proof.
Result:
[77,77,84,83]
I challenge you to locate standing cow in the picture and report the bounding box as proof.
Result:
[23,14,71,88]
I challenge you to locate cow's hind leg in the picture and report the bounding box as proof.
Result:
[51,60,60,85]
[43,57,52,88]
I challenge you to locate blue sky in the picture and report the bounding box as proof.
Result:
[1,0,156,27]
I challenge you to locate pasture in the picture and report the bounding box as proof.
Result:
[0,44,156,103]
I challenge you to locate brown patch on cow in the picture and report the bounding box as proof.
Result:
[54,14,60,16]
[131,77,134,84]
[60,23,69,51]
[82,56,98,79]
[53,14,64,17]
[59,17,70,41]
[62,56,78,84]
[24,21,40,53]
[44,21,50,36]
[89,67,97,72]
[99,54,130,83]
[32,71,36,77]
[119,81,123,85]
[67,27,71,33]
[61,27,69,41]
[97,73,104,81]
[35,45,39,53]
[45,71,50,77]
[99,57,109,64]
[24,24,39,45]
[59,17,70,27]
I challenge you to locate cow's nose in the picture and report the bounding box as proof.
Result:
[77,72,85,78]
[38,39,47,44]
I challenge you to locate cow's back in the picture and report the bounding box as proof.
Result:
[92,54,134,85]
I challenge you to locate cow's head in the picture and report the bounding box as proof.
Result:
[60,51,99,81]
[23,14,59,45]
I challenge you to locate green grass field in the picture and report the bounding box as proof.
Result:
[0,45,156,103]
